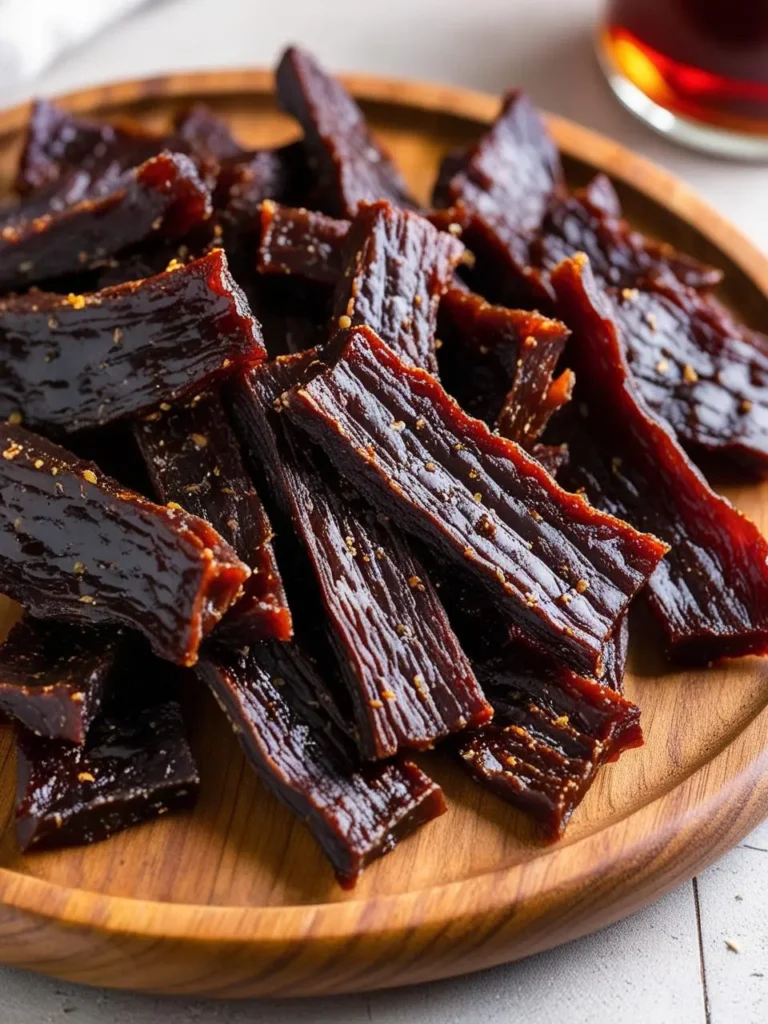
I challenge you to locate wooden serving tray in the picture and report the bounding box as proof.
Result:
[0,69,766,999]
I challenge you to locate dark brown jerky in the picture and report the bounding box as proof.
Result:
[455,649,641,838]
[258,201,350,284]
[431,90,564,303]
[16,658,199,852]
[438,287,573,446]
[602,612,630,693]
[0,248,265,432]
[330,200,465,375]
[284,326,667,676]
[134,392,292,643]
[198,641,446,888]
[529,442,570,477]
[276,46,416,216]
[0,152,211,292]
[610,282,768,474]
[0,617,120,744]
[552,254,768,662]
[579,173,622,219]
[173,104,245,162]
[532,189,724,294]
[0,423,249,666]
[230,353,491,759]
[215,145,309,226]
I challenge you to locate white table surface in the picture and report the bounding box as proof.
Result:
[1,1,767,1021]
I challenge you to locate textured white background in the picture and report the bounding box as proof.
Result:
[1,1,767,1020]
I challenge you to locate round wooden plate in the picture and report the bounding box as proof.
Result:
[0,69,767,1000]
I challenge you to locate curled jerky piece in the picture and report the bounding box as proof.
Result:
[0,424,249,666]
[439,287,573,446]
[198,641,446,888]
[611,282,768,474]
[258,201,350,284]
[276,46,416,216]
[285,327,667,676]
[231,353,491,759]
[456,649,641,838]
[0,152,211,292]
[135,392,291,643]
[0,618,120,744]
[16,659,199,852]
[552,254,768,662]
[0,249,265,432]
[330,200,465,375]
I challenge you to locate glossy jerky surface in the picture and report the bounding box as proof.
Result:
[552,255,768,662]
[276,46,416,216]
[439,288,572,446]
[215,145,309,229]
[0,424,249,665]
[134,392,291,643]
[231,354,491,759]
[0,617,120,744]
[0,152,212,292]
[331,201,465,375]
[258,201,350,285]
[611,282,768,474]
[198,642,446,888]
[16,660,199,852]
[285,327,667,676]
[0,249,265,432]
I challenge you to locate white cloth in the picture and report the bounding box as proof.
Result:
[0,0,148,96]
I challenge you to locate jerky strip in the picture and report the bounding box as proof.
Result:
[258,201,350,284]
[276,46,416,216]
[0,248,265,432]
[0,151,211,292]
[284,327,667,676]
[0,618,120,744]
[0,424,249,666]
[231,353,491,759]
[198,641,446,888]
[330,200,465,374]
[552,254,768,661]
[134,392,291,643]
[611,282,768,475]
[16,659,199,851]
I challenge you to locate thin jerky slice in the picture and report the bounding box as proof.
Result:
[198,641,446,888]
[231,353,491,759]
[552,254,768,661]
[601,612,629,693]
[0,617,120,744]
[0,424,249,666]
[0,151,211,292]
[215,144,309,227]
[134,392,291,643]
[284,327,667,676]
[276,46,416,216]
[439,287,573,446]
[0,248,265,432]
[529,442,569,477]
[611,282,768,474]
[16,658,199,851]
[431,90,564,303]
[173,104,245,162]
[330,200,465,374]
[456,650,641,838]
[258,201,350,284]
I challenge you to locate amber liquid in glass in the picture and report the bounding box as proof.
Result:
[601,0,768,139]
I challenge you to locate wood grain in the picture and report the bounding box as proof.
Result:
[0,69,766,999]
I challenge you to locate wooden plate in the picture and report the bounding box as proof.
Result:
[0,69,767,999]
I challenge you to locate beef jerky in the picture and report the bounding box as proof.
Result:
[173,104,245,162]
[0,423,249,666]
[230,353,491,759]
[258,201,349,284]
[552,254,768,661]
[16,657,199,851]
[284,326,667,676]
[0,152,211,292]
[198,641,446,888]
[0,248,265,432]
[134,392,291,643]
[330,200,465,374]
[0,617,120,743]
[276,46,416,216]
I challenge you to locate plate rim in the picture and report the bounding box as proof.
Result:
[0,67,766,985]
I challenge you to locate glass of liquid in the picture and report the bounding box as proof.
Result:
[597,0,768,159]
